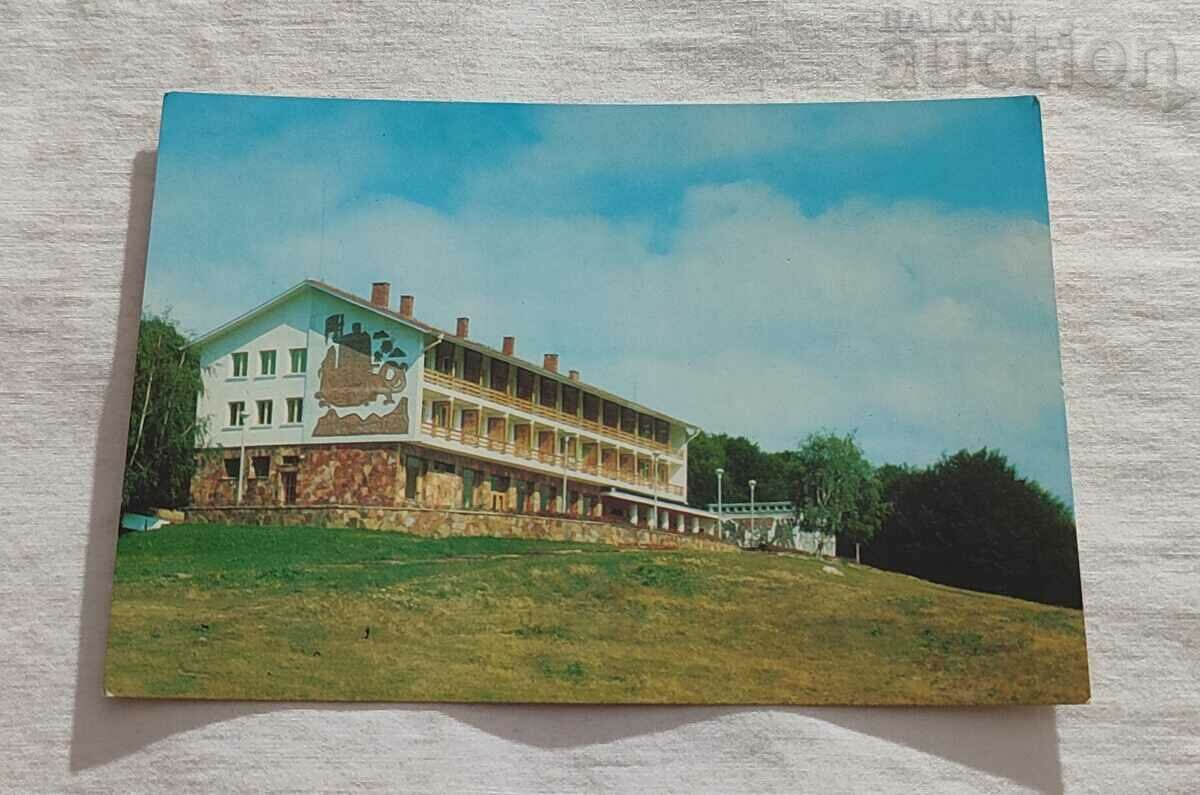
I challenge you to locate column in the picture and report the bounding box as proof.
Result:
[630,503,638,526]
[676,513,685,533]
[691,516,700,534]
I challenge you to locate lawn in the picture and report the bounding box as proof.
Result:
[104,524,1090,704]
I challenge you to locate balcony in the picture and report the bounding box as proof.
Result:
[423,369,676,455]
[420,420,685,497]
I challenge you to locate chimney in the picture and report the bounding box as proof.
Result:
[370,282,391,309]
[399,294,414,319]
[502,336,516,356]
[456,317,470,338]
[568,369,580,381]
[543,353,559,373]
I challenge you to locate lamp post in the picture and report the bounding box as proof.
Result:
[715,467,724,539]
[236,408,249,505]
[560,431,576,514]
[651,451,660,530]
[748,479,757,547]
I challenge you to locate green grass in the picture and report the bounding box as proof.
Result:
[104,523,1090,704]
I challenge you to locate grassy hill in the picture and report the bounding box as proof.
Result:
[104,524,1090,704]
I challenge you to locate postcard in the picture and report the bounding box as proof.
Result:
[105,92,1087,704]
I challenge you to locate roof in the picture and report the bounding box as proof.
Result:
[189,279,697,429]
[603,489,719,519]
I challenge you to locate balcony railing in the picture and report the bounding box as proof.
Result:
[420,420,685,497]
[423,369,675,454]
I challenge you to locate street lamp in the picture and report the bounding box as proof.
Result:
[748,479,757,547]
[236,408,250,505]
[651,451,661,530]
[560,431,576,514]
[715,467,724,539]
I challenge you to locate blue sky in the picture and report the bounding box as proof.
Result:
[144,92,1073,502]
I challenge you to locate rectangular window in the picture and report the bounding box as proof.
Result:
[256,399,273,425]
[489,359,510,392]
[462,468,477,509]
[405,456,425,500]
[259,350,277,376]
[515,368,535,401]
[582,393,600,422]
[223,457,240,478]
[540,485,557,513]
[515,480,530,513]
[561,384,579,415]
[252,455,270,478]
[462,349,482,383]
[231,352,248,378]
[655,418,670,445]
[639,413,654,438]
[282,471,298,504]
[568,490,580,515]
[620,406,637,434]
[583,494,595,516]
[289,348,307,374]
[539,376,558,408]
[286,397,303,424]
[602,400,619,428]
[228,401,245,427]
[435,341,456,375]
[432,460,455,474]
[431,401,450,428]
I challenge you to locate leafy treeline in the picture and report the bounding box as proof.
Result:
[687,432,1082,608]
[122,315,204,513]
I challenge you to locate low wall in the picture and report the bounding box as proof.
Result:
[185,505,737,553]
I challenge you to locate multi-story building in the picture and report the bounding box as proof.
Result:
[188,280,720,534]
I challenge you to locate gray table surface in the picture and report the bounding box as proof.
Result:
[2,2,1197,792]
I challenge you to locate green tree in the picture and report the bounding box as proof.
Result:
[122,314,205,514]
[788,432,884,557]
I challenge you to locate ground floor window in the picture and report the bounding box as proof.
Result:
[516,480,531,513]
[462,468,479,509]
[251,455,270,478]
[568,490,580,514]
[583,494,595,516]
[223,457,240,479]
[405,456,425,499]
[281,470,298,504]
[540,485,557,513]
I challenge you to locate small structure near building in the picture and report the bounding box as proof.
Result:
[705,500,836,556]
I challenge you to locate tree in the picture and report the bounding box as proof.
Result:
[864,449,1082,608]
[122,314,205,514]
[788,432,884,558]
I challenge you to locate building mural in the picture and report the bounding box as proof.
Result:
[313,313,411,436]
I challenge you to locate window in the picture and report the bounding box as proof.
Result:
[228,401,246,427]
[432,460,455,474]
[223,457,240,478]
[620,406,637,434]
[259,350,277,376]
[256,399,273,425]
[404,456,425,500]
[639,413,654,439]
[491,474,510,493]
[515,368,535,401]
[655,418,670,446]
[252,455,270,478]
[583,494,595,516]
[540,485,557,513]
[568,490,580,515]
[539,376,558,408]
[231,352,248,378]
[434,341,456,375]
[462,468,478,509]
[289,348,307,374]
[282,455,300,467]
[515,480,531,513]
[582,393,600,422]
[286,397,303,424]
[602,400,619,428]
[561,384,579,415]
[431,401,450,428]
[282,471,298,504]
[462,349,482,384]
[489,359,510,392]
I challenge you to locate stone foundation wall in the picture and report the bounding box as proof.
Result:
[185,505,735,553]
